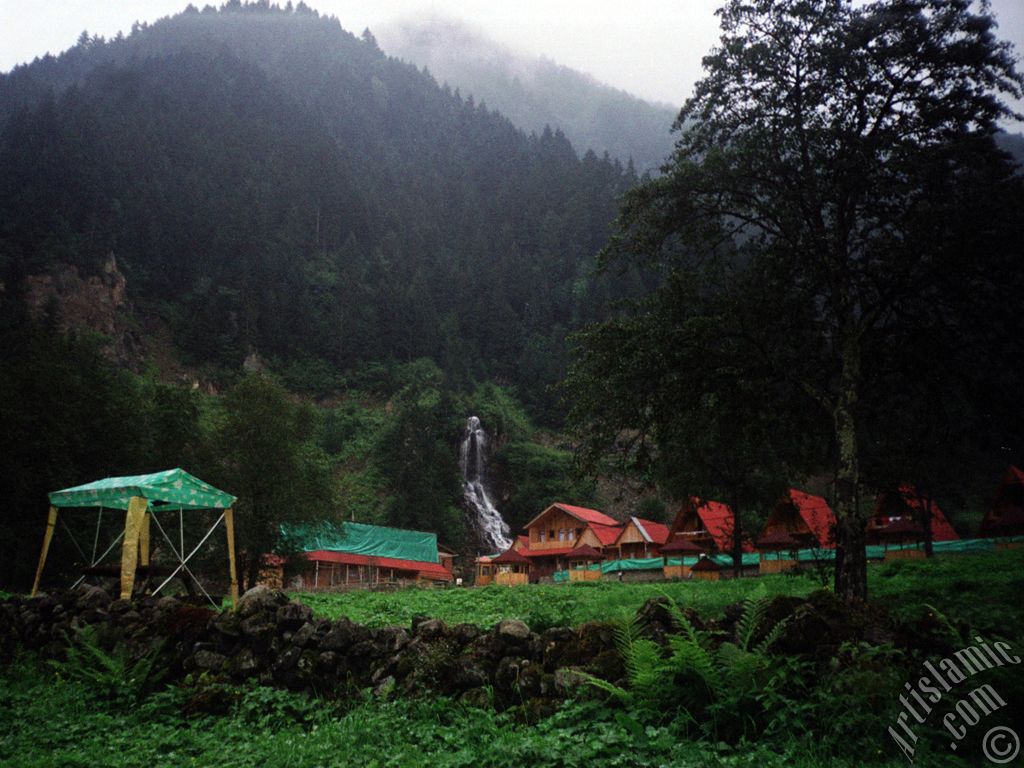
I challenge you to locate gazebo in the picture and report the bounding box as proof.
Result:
[660,537,704,580]
[567,544,605,582]
[492,547,531,586]
[691,555,722,581]
[31,469,239,608]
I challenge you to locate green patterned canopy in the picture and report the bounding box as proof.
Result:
[48,468,236,511]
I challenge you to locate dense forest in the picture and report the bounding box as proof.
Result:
[0,2,636,588]
[2,1,1023,598]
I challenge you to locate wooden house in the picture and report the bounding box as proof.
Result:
[757,489,836,552]
[666,497,752,555]
[980,466,1024,542]
[492,547,531,586]
[867,485,959,558]
[613,516,670,559]
[285,521,453,589]
[575,523,623,556]
[520,503,621,579]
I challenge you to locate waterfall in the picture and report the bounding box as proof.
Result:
[460,416,513,553]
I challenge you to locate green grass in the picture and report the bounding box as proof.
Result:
[869,546,1024,638]
[294,549,1024,635]
[294,572,821,630]
[0,659,905,768]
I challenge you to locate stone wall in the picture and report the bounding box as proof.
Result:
[0,585,624,713]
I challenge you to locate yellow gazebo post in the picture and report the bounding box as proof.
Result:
[30,506,59,597]
[225,506,239,608]
[120,496,149,599]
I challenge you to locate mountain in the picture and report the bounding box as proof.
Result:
[0,2,646,423]
[375,16,678,175]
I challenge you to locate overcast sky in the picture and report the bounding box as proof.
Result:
[1,0,1023,113]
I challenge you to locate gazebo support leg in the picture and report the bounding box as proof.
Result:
[224,507,239,609]
[30,506,59,597]
[120,496,148,599]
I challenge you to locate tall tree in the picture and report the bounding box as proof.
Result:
[208,374,335,590]
[572,0,1024,600]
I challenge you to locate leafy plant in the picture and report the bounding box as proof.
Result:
[584,590,793,740]
[48,625,165,706]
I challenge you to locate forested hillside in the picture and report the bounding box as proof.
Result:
[0,2,644,418]
[0,2,649,587]
[376,16,678,175]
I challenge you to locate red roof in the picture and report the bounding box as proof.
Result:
[691,556,721,572]
[551,503,619,527]
[788,489,836,548]
[690,498,755,553]
[590,523,623,546]
[492,547,531,565]
[632,517,670,545]
[520,547,578,558]
[304,550,453,580]
[756,530,801,550]
[889,485,959,542]
[1008,466,1024,485]
[569,544,606,560]
[659,538,705,554]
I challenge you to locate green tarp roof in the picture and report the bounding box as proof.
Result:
[283,520,440,564]
[48,468,236,511]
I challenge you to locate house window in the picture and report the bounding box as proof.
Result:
[558,529,566,541]
[549,529,555,540]
[568,529,575,541]
[539,530,546,542]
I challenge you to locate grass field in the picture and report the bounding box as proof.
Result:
[295,548,1024,638]
[2,549,1021,767]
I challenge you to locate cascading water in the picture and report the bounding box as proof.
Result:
[460,416,513,553]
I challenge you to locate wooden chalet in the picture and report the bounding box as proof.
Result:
[756,489,836,570]
[980,466,1024,542]
[665,497,753,555]
[613,516,670,559]
[519,503,622,580]
[867,486,959,558]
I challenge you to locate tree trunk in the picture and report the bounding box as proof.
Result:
[922,494,934,557]
[832,335,868,601]
[730,490,743,578]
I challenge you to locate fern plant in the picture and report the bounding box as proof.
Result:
[49,625,166,706]
[585,589,794,740]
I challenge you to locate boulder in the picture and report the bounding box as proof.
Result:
[237,585,284,618]
[276,601,313,630]
[497,619,531,641]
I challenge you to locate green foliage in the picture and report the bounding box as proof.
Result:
[204,373,337,589]
[295,574,820,630]
[0,658,915,768]
[48,625,165,707]
[492,441,598,531]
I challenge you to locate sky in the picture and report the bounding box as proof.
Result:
[1,0,1023,113]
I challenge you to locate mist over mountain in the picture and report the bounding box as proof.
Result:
[375,16,678,175]
[0,2,649,423]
